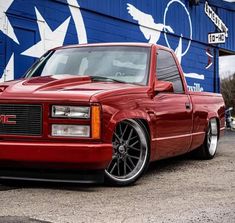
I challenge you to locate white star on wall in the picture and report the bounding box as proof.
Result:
[21,7,71,58]
[0,53,14,82]
[0,0,19,44]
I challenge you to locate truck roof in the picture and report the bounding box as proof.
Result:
[53,42,174,53]
[59,42,153,49]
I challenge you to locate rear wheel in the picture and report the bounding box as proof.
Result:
[194,118,218,159]
[105,120,150,186]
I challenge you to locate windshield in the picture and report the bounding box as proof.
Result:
[25,46,150,85]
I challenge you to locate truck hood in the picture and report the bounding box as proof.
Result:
[0,75,141,102]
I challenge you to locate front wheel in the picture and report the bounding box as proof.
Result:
[194,118,219,159]
[105,120,150,186]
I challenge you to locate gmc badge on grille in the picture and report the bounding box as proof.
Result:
[0,115,16,124]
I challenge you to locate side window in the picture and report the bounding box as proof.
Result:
[156,50,184,93]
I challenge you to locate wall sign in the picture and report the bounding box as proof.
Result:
[205,1,228,37]
[208,32,226,44]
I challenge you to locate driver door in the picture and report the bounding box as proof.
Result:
[152,49,193,159]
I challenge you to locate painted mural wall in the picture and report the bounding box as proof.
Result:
[0,0,234,92]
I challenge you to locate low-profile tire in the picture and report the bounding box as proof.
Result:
[105,119,150,186]
[194,118,219,160]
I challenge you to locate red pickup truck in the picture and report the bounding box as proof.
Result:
[0,43,225,186]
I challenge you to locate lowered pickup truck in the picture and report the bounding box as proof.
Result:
[0,43,225,186]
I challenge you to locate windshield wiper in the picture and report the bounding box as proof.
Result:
[90,76,127,84]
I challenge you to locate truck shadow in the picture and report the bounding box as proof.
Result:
[0,216,52,223]
[146,153,192,175]
[0,180,102,192]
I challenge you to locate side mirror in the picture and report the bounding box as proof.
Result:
[154,81,174,94]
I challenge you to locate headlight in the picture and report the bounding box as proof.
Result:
[52,124,90,137]
[52,105,90,118]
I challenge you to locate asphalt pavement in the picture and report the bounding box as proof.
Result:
[0,130,234,223]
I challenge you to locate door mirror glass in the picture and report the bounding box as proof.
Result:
[154,81,174,93]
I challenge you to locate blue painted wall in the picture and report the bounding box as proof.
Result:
[0,0,234,92]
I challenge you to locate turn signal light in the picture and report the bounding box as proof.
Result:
[91,105,101,139]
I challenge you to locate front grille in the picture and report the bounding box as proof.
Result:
[0,104,42,136]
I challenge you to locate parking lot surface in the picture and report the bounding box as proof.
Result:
[0,131,234,223]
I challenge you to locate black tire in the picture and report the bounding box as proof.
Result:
[193,118,219,160]
[104,119,150,186]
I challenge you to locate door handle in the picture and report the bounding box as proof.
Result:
[185,102,191,110]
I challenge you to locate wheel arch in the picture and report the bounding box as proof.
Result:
[206,113,221,139]
[104,109,152,142]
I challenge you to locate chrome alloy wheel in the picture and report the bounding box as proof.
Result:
[207,119,218,156]
[193,118,219,160]
[105,120,149,185]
